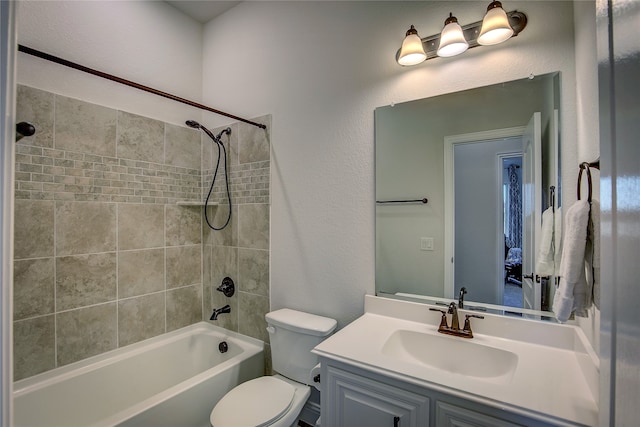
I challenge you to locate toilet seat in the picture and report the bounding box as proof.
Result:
[210,376,295,427]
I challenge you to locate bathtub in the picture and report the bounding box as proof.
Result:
[14,322,264,427]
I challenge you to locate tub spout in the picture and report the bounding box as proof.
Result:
[210,305,231,320]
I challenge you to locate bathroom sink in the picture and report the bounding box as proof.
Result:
[381,330,518,380]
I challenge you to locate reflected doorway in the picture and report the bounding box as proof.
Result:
[502,156,523,308]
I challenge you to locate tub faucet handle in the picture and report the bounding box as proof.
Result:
[216,277,235,297]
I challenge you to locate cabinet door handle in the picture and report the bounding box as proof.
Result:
[393,416,400,427]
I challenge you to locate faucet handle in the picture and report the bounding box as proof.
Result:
[462,314,484,337]
[429,308,449,329]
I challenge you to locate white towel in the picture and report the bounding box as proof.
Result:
[536,206,563,276]
[553,200,590,322]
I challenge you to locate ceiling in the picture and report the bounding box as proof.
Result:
[165,1,241,24]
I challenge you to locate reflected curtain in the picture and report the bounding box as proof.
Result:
[506,165,522,248]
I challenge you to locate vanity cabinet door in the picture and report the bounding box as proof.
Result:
[436,401,526,427]
[325,365,429,427]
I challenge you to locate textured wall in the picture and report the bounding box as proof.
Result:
[201,1,579,329]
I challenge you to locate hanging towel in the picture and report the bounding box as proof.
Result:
[553,200,590,322]
[587,199,601,308]
[536,206,563,276]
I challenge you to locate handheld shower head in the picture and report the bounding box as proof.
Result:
[185,120,201,129]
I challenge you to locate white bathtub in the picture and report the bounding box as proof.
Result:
[14,322,264,427]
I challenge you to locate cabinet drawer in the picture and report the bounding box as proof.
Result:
[436,401,525,427]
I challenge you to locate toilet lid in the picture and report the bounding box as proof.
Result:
[210,377,295,427]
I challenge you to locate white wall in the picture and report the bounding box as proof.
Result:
[202,1,579,328]
[16,0,203,125]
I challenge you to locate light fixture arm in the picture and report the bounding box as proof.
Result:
[395,10,527,65]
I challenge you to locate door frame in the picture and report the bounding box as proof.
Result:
[443,126,525,299]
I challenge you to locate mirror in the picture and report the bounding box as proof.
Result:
[375,72,560,319]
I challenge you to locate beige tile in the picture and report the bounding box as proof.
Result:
[56,201,116,256]
[165,124,201,170]
[55,95,116,157]
[56,253,117,310]
[213,122,239,167]
[238,204,270,250]
[209,245,238,331]
[238,115,270,164]
[264,343,273,376]
[57,303,117,366]
[166,245,201,289]
[118,204,164,250]
[166,205,201,246]
[210,287,238,332]
[238,249,269,297]
[118,293,165,346]
[14,258,55,320]
[204,204,237,247]
[166,285,202,332]
[211,246,238,292]
[116,111,164,163]
[16,85,54,148]
[238,292,270,342]
[118,249,165,298]
[14,200,54,259]
[201,132,213,173]
[13,315,55,380]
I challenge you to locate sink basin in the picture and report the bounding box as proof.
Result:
[381,330,518,380]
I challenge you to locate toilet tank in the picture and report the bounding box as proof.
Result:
[266,309,337,385]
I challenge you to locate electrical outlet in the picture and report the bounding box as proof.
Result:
[420,237,434,251]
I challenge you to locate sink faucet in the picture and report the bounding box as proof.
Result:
[429,302,484,338]
[210,305,231,320]
[448,302,460,330]
[458,286,467,309]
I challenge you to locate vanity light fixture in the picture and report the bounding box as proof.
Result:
[395,3,527,66]
[477,1,515,45]
[436,13,469,58]
[397,25,427,66]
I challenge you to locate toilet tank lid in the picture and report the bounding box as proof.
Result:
[266,309,337,337]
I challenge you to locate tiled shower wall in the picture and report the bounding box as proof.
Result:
[13,85,271,380]
[203,116,272,370]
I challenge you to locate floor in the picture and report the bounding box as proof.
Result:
[503,280,523,308]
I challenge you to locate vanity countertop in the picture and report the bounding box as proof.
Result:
[313,295,598,426]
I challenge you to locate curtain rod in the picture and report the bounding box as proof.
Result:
[17,44,267,130]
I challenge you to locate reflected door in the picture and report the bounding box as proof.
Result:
[521,112,542,310]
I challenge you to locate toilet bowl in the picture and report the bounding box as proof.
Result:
[209,309,337,427]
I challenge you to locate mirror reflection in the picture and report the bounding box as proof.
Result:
[375,72,560,317]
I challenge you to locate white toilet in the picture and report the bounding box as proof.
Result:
[210,308,337,427]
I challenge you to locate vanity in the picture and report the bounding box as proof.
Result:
[313,295,598,426]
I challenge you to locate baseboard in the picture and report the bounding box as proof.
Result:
[299,400,321,426]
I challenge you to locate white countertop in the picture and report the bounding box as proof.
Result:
[313,295,598,426]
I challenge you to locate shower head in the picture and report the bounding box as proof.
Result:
[185,120,201,129]
[185,120,231,142]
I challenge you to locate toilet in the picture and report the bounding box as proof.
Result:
[210,308,337,427]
